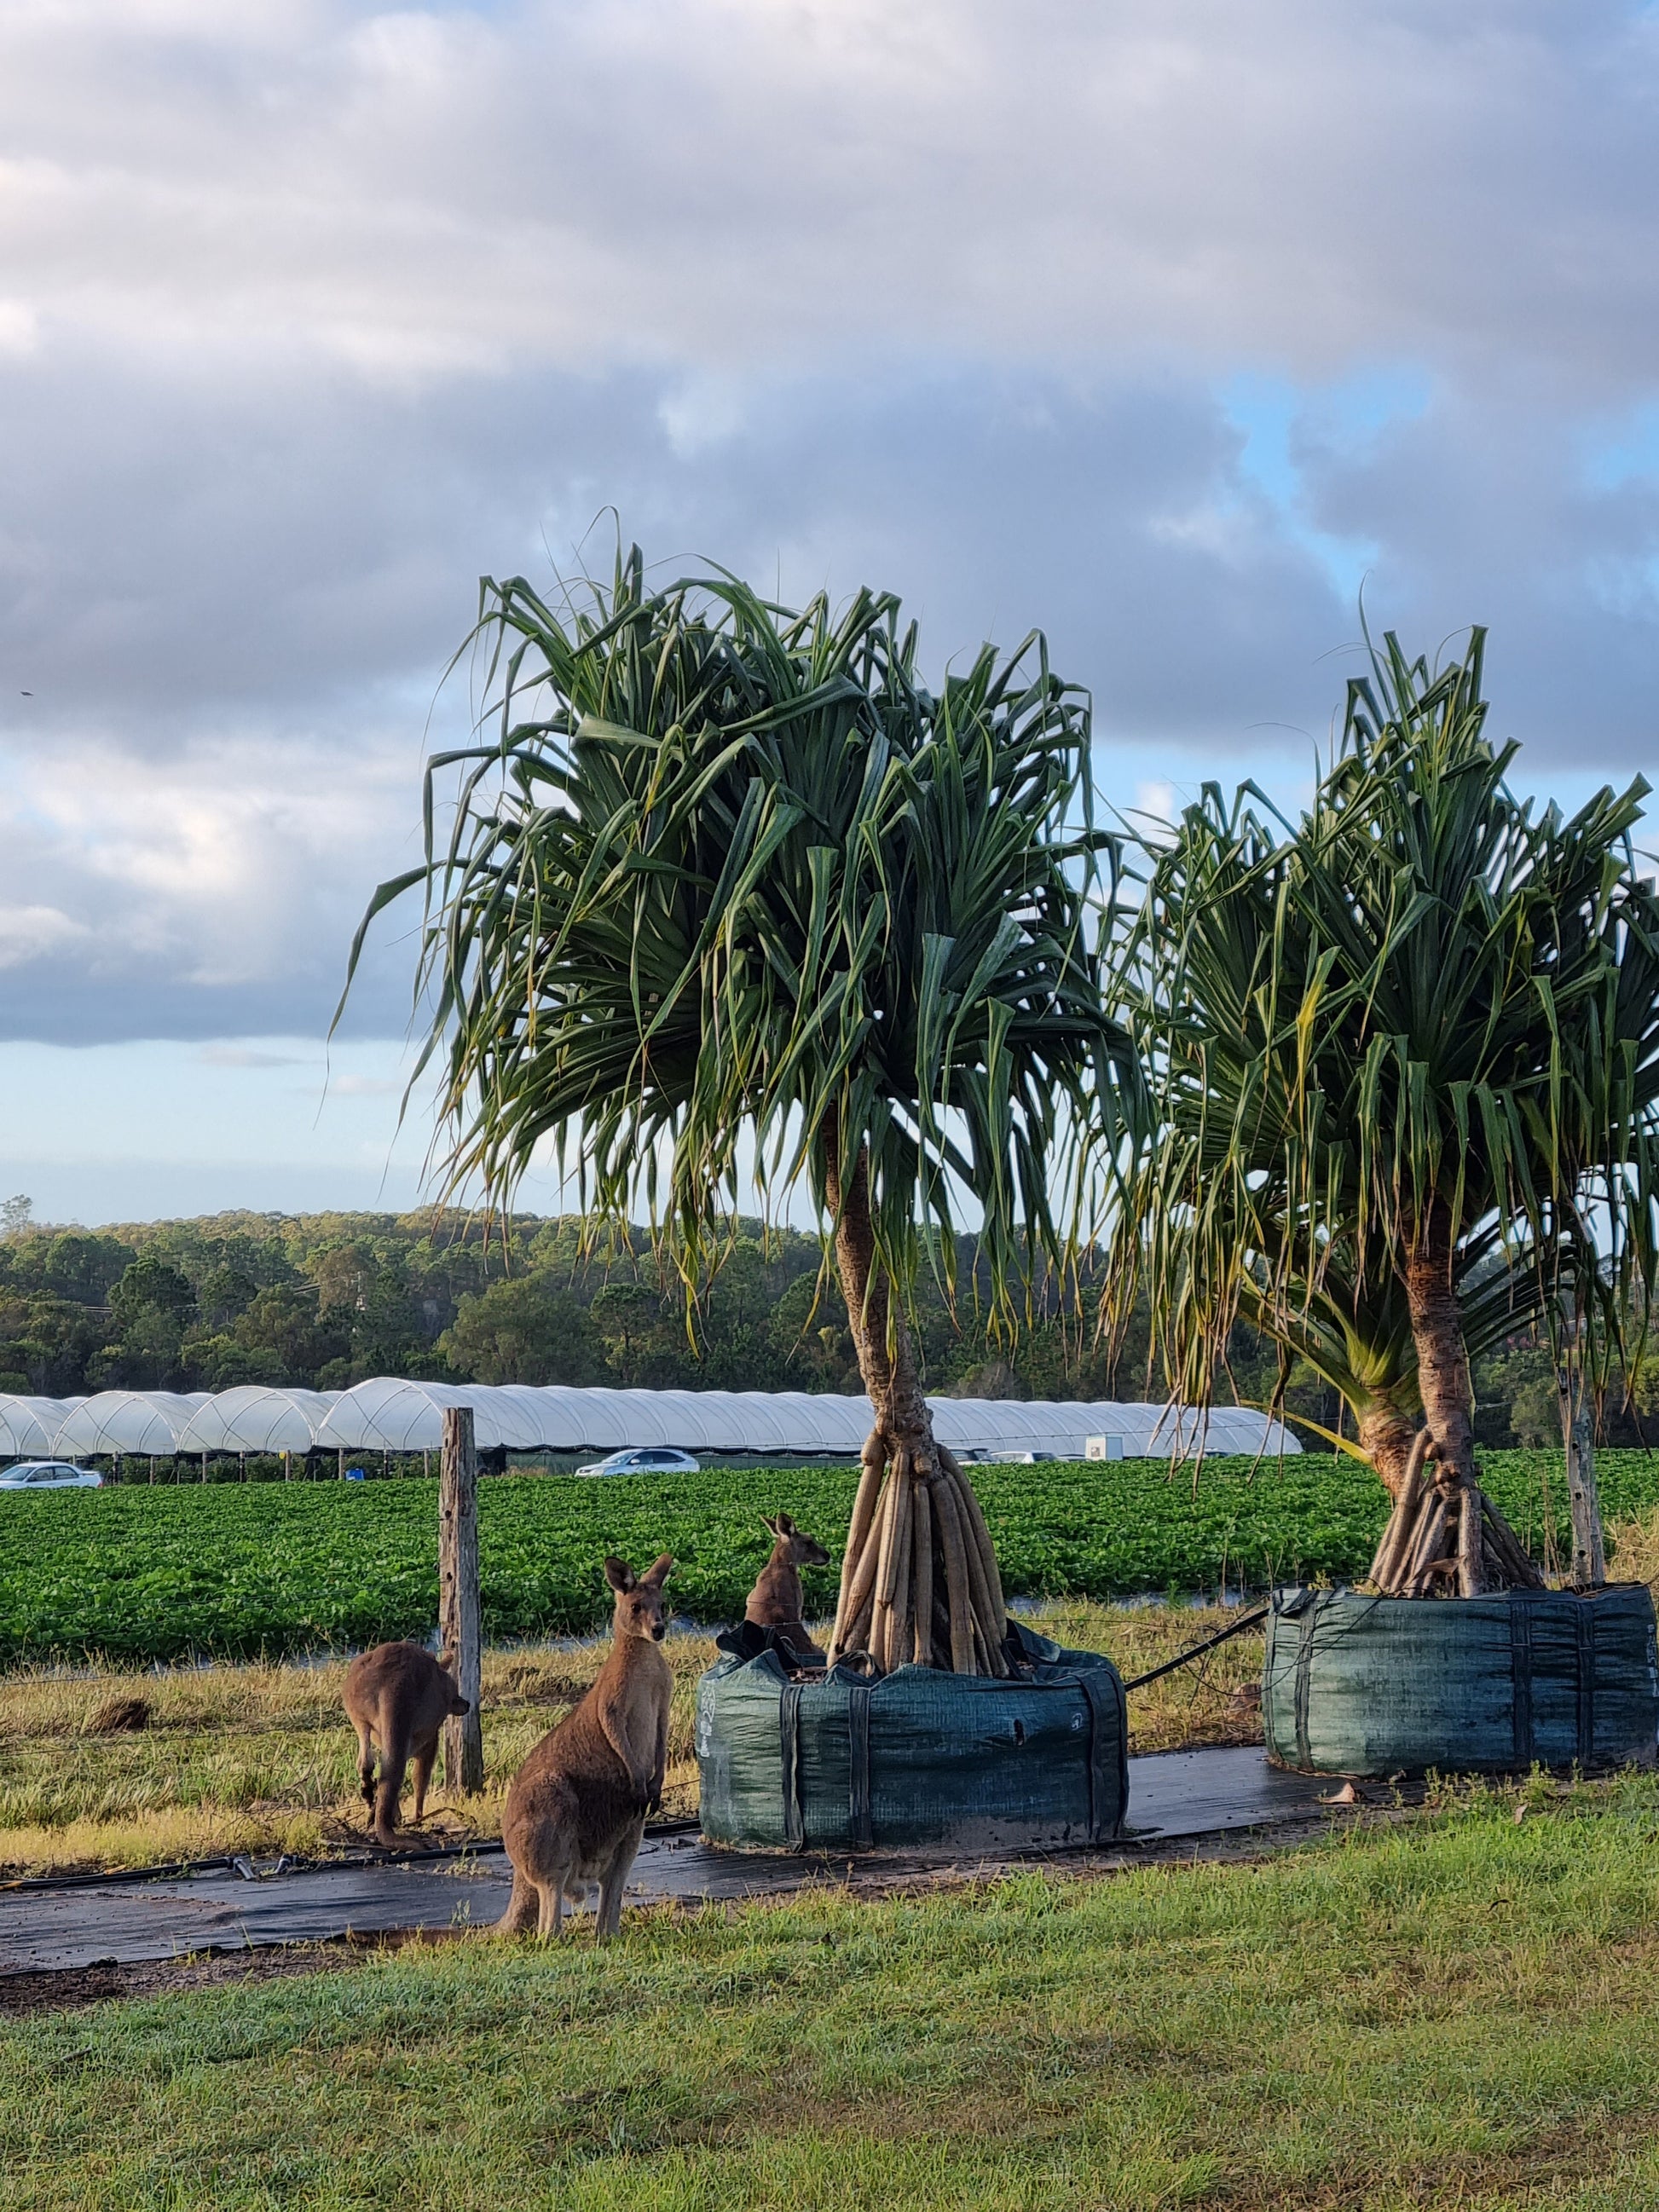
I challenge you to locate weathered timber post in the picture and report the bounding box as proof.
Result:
[1558,1360,1607,1588]
[439,1405,484,1793]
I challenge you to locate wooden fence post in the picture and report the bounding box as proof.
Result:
[439,1405,485,1793]
[1558,1359,1607,1589]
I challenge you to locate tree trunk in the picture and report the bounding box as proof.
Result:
[1402,1216,1485,1595]
[1558,1360,1606,1588]
[1357,1403,1419,1500]
[438,1406,485,1794]
[823,1132,1009,1675]
[1380,1210,1543,1597]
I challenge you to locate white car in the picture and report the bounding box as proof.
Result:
[574,1447,701,1478]
[0,1460,102,1490]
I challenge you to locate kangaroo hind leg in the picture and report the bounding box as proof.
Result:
[409,1731,438,1823]
[494,1870,540,1936]
[596,1816,646,1942]
[354,1721,377,1809]
[535,1881,566,1939]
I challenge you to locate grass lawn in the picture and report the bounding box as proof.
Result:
[0,1597,1264,1876]
[7,1779,1659,2209]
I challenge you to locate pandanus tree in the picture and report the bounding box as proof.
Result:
[1115,628,1659,1595]
[344,547,1136,1672]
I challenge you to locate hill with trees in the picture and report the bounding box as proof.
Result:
[0,1205,1130,1406]
[0,1200,1630,1449]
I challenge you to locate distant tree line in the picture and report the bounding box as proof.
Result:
[0,1202,1642,1447]
[0,1206,1123,1404]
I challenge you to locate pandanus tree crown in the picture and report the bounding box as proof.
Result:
[343,546,1139,1331]
[1113,627,1659,1430]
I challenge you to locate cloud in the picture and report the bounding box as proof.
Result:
[5,3,1658,390]
[328,1071,399,1096]
[0,0,1656,1053]
[194,1043,314,1069]
[0,904,89,969]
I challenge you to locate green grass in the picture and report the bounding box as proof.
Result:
[3,1450,1656,1666]
[9,1780,1659,2207]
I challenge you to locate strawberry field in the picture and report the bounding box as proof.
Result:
[2,1448,1656,1665]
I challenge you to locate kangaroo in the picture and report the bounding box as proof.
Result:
[495,1553,673,1941]
[342,1641,470,1847]
[744,1511,830,1661]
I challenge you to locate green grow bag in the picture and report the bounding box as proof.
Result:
[1263,1584,1659,1776]
[696,1622,1127,1851]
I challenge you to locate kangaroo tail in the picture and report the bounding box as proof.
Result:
[373,1727,412,1845]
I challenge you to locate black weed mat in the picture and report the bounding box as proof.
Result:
[0,1748,1349,1979]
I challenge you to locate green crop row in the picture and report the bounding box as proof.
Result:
[2,1449,1656,1666]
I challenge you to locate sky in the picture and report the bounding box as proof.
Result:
[3,0,1659,1222]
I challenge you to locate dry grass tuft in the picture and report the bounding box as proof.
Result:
[84,1695,152,1736]
[1606,1503,1659,1586]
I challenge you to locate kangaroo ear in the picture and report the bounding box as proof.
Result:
[642,1552,673,1589]
[761,1515,779,1537]
[604,1556,636,1592]
[777,1511,796,1534]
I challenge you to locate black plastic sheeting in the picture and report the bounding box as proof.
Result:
[1,1747,1331,1976]
[697,1621,1128,1852]
[1263,1583,1659,1776]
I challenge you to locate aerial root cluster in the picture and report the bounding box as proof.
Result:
[828,1431,1009,1675]
[1365,1429,1544,1597]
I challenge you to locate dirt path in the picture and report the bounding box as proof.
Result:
[0,1747,1353,2009]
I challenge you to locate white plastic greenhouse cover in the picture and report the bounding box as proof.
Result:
[175,1388,342,1455]
[0,1401,51,1456]
[0,1380,1298,1459]
[51,1391,215,1456]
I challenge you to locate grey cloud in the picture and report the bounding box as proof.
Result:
[6,346,1659,1045]
[1,1,1658,1054]
[3,3,1657,388]
[1297,382,1659,767]
[0,352,1360,1043]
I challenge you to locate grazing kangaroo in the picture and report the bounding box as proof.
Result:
[343,1642,470,1847]
[744,1512,830,1660]
[496,1554,673,1941]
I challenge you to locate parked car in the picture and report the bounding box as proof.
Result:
[574,1447,701,1478]
[985,1449,1059,1464]
[0,1461,101,1490]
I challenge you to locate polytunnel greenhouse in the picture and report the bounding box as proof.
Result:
[0,1379,1297,1464]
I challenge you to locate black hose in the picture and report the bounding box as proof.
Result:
[1120,1604,1270,1692]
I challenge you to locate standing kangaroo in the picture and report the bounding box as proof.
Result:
[744,1512,830,1660]
[496,1553,673,1941]
[343,1642,470,1846]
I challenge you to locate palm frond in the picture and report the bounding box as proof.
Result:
[1113,626,1659,1445]
[343,546,1141,1332]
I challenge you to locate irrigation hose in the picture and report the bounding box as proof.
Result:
[1119,1604,1270,1693]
